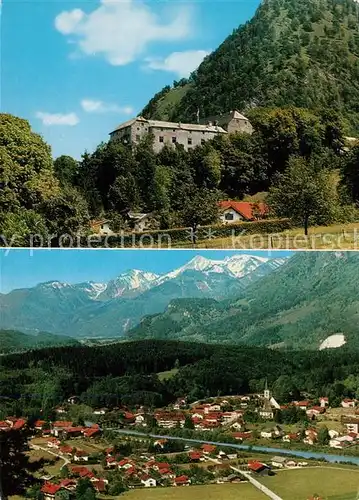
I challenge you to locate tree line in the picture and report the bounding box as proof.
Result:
[1,340,359,418]
[2,106,359,243]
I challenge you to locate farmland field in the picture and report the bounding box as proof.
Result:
[121,483,267,500]
[260,467,359,499]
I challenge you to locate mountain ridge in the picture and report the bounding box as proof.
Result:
[126,252,359,350]
[141,0,359,132]
[0,254,286,339]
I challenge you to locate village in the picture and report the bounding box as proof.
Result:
[2,385,359,499]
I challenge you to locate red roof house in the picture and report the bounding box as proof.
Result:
[41,483,62,498]
[248,460,267,473]
[174,475,191,486]
[218,201,269,223]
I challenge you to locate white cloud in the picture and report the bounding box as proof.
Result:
[55,0,192,66]
[145,50,210,78]
[80,99,134,115]
[36,112,79,126]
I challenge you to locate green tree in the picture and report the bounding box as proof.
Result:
[75,478,96,500]
[268,156,340,235]
[108,174,140,213]
[0,114,59,211]
[317,425,329,445]
[341,146,359,202]
[54,155,79,186]
[0,427,41,497]
[180,188,219,231]
[40,185,90,239]
[184,416,195,429]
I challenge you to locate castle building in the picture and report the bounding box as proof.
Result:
[109,110,252,153]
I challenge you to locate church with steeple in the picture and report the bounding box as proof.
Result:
[258,379,280,420]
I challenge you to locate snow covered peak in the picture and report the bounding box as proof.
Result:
[155,253,285,284]
[39,281,71,290]
[76,281,108,299]
[103,269,160,298]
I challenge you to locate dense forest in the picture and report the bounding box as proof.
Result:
[1,340,359,418]
[142,0,359,130]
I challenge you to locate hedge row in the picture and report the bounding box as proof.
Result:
[72,218,295,248]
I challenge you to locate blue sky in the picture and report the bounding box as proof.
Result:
[0,249,292,293]
[2,0,261,159]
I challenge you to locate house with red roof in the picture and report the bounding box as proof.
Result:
[342,398,356,408]
[70,466,94,478]
[51,421,73,436]
[174,475,191,486]
[201,444,216,454]
[106,456,118,468]
[83,426,101,438]
[59,479,77,491]
[47,438,60,449]
[34,420,46,431]
[0,421,10,431]
[92,479,107,493]
[59,445,73,456]
[41,483,62,500]
[13,419,27,430]
[319,397,329,408]
[233,431,252,441]
[118,459,136,470]
[248,460,269,474]
[306,406,326,418]
[218,201,268,224]
[189,450,203,462]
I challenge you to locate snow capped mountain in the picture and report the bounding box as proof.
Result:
[25,255,289,299]
[75,282,108,299]
[0,253,290,339]
[154,254,287,285]
[38,281,72,290]
[99,269,159,299]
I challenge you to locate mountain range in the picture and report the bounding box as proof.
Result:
[127,251,359,350]
[142,0,359,132]
[0,254,286,339]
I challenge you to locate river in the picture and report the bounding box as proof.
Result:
[107,428,359,466]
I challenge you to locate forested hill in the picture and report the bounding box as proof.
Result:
[142,0,359,131]
[2,340,359,414]
[127,252,359,350]
[0,330,78,354]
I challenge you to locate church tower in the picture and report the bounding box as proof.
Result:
[264,378,270,400]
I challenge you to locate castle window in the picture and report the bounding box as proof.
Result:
[136,135,140,142]
[188,137,192,145]
[225,212,234,221]
[159,136,164,143]
[172,136,177,144]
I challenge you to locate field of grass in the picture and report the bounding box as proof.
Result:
[63,437,105,454]
[121,483,267,500]
[176,221,359,250]
[157,368,179,381]
[260,467,359,499]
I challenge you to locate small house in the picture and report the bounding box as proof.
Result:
[218,201,268,224]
